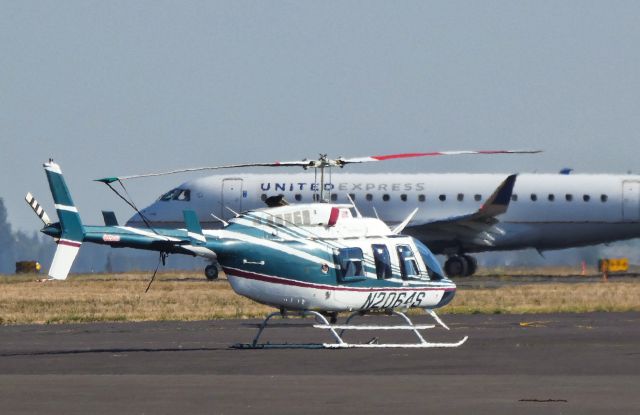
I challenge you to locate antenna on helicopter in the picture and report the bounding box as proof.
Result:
[345,193,362,218]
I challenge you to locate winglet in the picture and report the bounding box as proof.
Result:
[477,174,517,217]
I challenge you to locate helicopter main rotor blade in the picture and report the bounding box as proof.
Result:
[336,149,542,165]
[95,160,313,183]
[95,149,541,183]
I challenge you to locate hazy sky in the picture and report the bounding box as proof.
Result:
[2,1,640,233]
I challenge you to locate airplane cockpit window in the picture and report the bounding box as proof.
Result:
[601,194,608,202]
[159,188,178,201]
[159,188,190,202]
[396,245,419,280]
[372,244,392,280]
[414,239,445,281]
[335,248,365,282]
[176,189,190,201]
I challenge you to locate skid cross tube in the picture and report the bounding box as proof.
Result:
[233,309,468,349]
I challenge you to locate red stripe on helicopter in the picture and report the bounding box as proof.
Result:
[223,267,455,293]
[58,239,82,248]
[371,150,512,161]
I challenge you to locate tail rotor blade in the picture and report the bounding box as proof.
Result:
[25,192,52,226]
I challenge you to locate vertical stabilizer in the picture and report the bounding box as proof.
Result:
[43,160,84,280]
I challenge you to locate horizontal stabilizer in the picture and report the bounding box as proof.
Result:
[183,210,206,244]
[102,211,119,227]
[49,240,81,280]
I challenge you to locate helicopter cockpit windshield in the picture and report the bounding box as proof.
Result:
[414,239,446,281]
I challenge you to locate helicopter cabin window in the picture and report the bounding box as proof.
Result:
[382,194,390,202]
[334,248,365,282]
[396,245,419,280]
[439,194,446,202]
[331,193,338,202]
[372,244,392,280]
[457,193,464,202]
[418,194,426,202]
[474,194,482,201]
[400,194,407,202]
[366,194,373,201]
[511,194,518,202]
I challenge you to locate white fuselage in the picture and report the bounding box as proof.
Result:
[129,173,640,254]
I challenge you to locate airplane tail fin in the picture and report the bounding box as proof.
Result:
[183,210,206,245]
[43,160,84,280]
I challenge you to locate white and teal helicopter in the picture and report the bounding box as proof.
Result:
[26,152,531,348]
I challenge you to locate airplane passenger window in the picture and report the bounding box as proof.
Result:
[457,193,464,202]
[372,244,392,280]
[511,194,518,202]
[382,194,390,201]
[396,245,419,280]
[331,194,338,202]
[474,194,482,201]
[401,194,407,202]
[531,194,537,201]
[313,194,320,202]
[439,194,446,201]
[548,194,555,202]
[348,193,356,201]
[261,194,267,201]
[601,194,608,202]
[366,194,373,201]
[294,194,302,202]
[565,194,573,202]
[418,194,426,202]
[583,195,590,202]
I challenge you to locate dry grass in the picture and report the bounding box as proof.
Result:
[0,272,639,324]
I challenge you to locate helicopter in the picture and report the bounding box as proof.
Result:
[26,151,536,348]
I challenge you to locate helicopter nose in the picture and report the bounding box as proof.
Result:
[434,285,456,308]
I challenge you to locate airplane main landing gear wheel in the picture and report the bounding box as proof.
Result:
[204,264,219,280]
[444,255,468,278]
[444,255,478,277]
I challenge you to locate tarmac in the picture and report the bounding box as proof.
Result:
[0,312,638,414]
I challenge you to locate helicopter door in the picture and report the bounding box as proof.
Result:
[221,179,243,220]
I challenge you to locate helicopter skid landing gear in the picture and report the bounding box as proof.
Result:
[233,309,468,349]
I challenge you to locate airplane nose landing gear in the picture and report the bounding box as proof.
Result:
[444,254,477,277]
